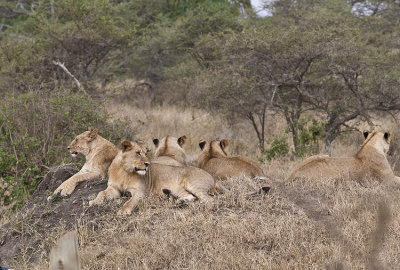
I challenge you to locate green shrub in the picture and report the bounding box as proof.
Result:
[294,119,324,157]
[265,137,289,160]
[0,89,135,208]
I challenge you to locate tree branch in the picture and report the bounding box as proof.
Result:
[52,60,89,96]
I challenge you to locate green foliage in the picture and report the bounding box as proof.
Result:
[293,119,325,157]
[0,0,136,93]
[264,119,324,160]
[0,89,134,208]
[176,0,241,48]
[265,137,289,160]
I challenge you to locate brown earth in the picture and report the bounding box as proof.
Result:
[0,165,111,266]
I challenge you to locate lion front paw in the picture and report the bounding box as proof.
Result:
[117,207,132,216]
[59,182,77,196]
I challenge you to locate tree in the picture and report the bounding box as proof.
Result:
[194,2,400,155]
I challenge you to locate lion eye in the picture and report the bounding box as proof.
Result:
[136,151,141,156]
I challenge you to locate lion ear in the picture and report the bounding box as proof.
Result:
[153,139,159,147]
[88,128,98,141]
[178,136,187,146]
[199,141,206,150]
[120,140,133,152]
[363,131,369,139]
[220,139,230,150]
[384,131,391,142]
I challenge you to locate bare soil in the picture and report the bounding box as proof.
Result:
[0,165,110,266]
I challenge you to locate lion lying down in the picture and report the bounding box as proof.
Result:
[90,140,222,215]
[152,135,188,166]
[196,139,266,181]
[49,129,118,199]
[287,131,400,183]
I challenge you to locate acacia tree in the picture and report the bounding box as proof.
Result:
[195,2,400,155]
[195,11,337,153]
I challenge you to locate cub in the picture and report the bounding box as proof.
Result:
[196,139,265,180]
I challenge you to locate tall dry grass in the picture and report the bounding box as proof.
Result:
[106,101,265,159]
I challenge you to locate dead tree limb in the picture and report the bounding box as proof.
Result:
[52,60,89,96]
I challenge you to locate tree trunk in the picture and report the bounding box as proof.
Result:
[248,110,266,153]
[325,135,332,156]
[284,108,301,155]
[324,127,339,156]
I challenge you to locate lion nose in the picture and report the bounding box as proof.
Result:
[144,162,149,167]
[67,147,70,150]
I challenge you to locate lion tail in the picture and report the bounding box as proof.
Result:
[215,182,229,194]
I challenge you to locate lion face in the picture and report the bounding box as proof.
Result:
[68,129,98,157]
[120,140,149,175]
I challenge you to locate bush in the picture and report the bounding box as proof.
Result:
[265,137,289,160]
[294,119,325,157]
[0,89,135,208]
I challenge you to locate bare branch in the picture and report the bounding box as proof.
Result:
[52,60,89,97]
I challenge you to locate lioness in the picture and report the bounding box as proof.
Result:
[90,140,219,215]
[89,140,149,215]
[152,135,188,166]
[196,139,265,180]
[50,129,118,198]
[286,131,400,182]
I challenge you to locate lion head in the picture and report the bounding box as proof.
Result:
[361,131,392,154]
[152,135,187,164]
[198,139,229,158]
[196,139,229,168]
[67,129,99,157]
[119,140,149,175]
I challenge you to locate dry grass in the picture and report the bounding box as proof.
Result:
[3,103,400,269]
[106,101,262,158]
[10,171,400,270]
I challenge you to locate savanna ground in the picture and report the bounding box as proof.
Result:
[1,96,400,269]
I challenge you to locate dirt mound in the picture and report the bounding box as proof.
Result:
[0,165,113,266]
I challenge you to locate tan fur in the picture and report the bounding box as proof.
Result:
[145,163,217,203]
[90,140,219,215]
[152,135,188,166]
[287,131,400,182]
[89,140,149,215]
[196,139,265,180]
[50,129,118,198]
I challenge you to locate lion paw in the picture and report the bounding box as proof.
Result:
[60,182,77,196]
[117,208,132,215]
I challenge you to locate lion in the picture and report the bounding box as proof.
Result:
[286,131,400,182]
[196,139,266,180]
[49,129,118,198]
[89,140,149,215]
[89,140,221,215]
[152,135,188,166]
